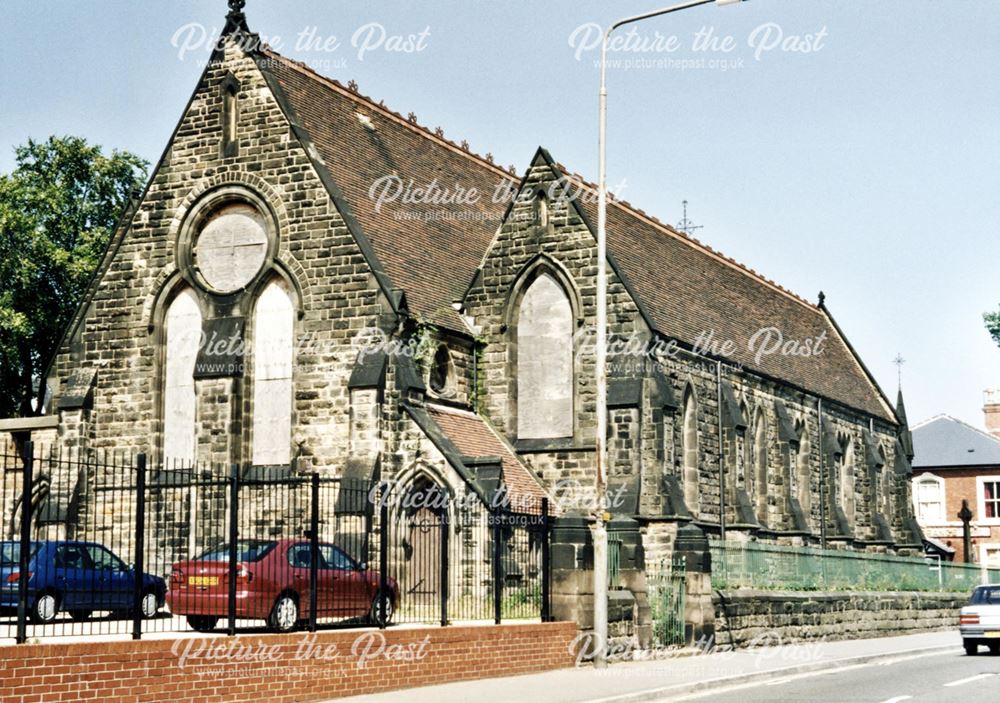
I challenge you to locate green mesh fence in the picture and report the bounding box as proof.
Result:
[711,540,1000,593]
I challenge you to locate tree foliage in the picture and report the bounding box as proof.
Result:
[0,136,148,417]
[985,310,1000,350]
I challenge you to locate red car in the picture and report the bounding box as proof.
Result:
[167,539,397,632]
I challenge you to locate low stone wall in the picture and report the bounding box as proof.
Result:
[713,590,965,649]
[0,622,577,703]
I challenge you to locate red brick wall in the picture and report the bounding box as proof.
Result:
[914,467,1000,563]
[0,622,577,703]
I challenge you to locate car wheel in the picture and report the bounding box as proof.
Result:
[140,591,159,619]
[964,641,978,656]
[369,590,394,627]
[187,615,219,633]
[69,609,92,622]
[267,594,299,633]
[31,591,59,624]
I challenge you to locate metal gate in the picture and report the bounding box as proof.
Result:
[0,441,552,643]
[648,554,686,646]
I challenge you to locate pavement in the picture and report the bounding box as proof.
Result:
[331,631,966,703]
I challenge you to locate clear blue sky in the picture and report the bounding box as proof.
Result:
[2,1,998,428]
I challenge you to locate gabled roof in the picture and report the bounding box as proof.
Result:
[255,48,894,422]
[426,404,548,506]
[413,403,548,511]
[546,156,894,422]
[261,50,512,331]
[912,415,1000,469]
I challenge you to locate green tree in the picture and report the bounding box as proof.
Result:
[0,136,148,417]
[985,310,1000,349]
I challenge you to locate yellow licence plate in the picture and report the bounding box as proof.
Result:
[189,576,219,587]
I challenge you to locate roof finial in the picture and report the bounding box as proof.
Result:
[817,290,826,307]
[224,0,250,35]
[893,353,905,391]
[676,199,703,236]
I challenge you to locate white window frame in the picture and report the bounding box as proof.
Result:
[980,542,1000,569]
[977,476,1000,525]
[912,473,945,524]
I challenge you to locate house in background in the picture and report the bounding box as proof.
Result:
[912,392,1000,565]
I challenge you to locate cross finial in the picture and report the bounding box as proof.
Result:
[893,353,905,389]
[224,0,250,35]
[676,199,703,236]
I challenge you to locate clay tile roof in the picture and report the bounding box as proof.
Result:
[426,404,549,511]
[261,51,514,331]
[259,49,894,423]
[565,178,893,421]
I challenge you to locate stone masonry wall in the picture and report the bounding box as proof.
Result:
[463,157,649,509]
[713,589,964,649]
[47,38,387,474]
[461,154,913,556]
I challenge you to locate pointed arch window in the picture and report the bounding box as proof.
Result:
[877,445,891,518]
[736,400,750,492]
[221,73,240,158]
[516,272,573,439]
[252,280,295,465]
[682,389,699,514]
[795,424,812,519]
[841,438,856,527]
[163,288,201,465]
[429,344,453,395]
[534,190,549,228]
[753,409,768,524]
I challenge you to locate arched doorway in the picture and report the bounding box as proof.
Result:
[396,476,448,619]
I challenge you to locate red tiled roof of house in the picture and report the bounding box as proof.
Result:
[260,49,894,422]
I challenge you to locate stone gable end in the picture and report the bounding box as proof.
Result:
[47,39,387,471]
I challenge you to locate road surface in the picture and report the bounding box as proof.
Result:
[665,649,1000,703]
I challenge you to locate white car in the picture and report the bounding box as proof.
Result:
[960,585,1000,655]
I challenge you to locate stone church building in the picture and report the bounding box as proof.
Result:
[5,4,922,626]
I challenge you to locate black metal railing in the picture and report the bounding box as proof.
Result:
[0,440,550,643]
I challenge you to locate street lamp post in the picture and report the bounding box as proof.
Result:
[594,0,747,668]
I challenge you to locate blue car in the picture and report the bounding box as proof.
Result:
[0,540,166,623]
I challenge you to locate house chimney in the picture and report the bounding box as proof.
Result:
[984,389,1000,438]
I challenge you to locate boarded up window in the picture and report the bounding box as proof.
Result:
[516,273,573,439]
[194,204,267,293]
[754,409,768,523]
[682,390,699,513]
[163,289,201,465]
[252,281,294,465]
[796,431,812,517]
[879,447,892,520]
[841,440,856,527]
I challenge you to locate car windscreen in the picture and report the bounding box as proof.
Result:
[0,542,39,567]
[196,540,278,563]
[971,587,1000,605]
